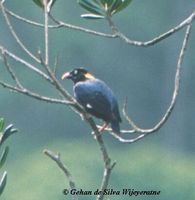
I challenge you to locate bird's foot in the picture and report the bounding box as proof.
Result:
[91,123,109,139]
[98,122,109,134]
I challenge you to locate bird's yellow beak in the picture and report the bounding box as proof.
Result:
[61,72,71,80]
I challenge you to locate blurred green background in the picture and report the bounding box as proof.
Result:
[0,0,195,199]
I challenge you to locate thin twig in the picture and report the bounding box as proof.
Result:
[96,125,135,134]
[43,149,78,200]
[109,131,146,143]
[43,0,49,65]
[121,23,192,136]
[4,4,195,47]
[53,54,59,76]
[1,51,24,89]
[0,2,40,63]
[0,46,52,83]
[106,11,195,47]
[4,7,115,37]
[5,7,61,28]
[83,117,116,200]
[0,80,73,105]
[49,13,116,38]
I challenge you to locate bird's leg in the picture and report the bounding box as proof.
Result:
[91,122,109,140]
[98,122,109,134]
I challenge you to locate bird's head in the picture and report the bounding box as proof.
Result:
[61,68,95,83]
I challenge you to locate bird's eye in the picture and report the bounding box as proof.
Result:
[73,70,78,75]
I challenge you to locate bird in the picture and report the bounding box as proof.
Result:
[61,68,122,135]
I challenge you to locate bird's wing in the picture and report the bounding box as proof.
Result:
[74,81,112,121]
[111,99,122,122]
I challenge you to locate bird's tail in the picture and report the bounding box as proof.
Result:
[111,120,120,135]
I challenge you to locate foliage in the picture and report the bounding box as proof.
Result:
[32,0,133,19]
[78,0,133,19]
[0,118,17,196]
[32,0,57,12]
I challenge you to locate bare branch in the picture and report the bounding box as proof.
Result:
[0,46,84,118]
[1,51,24,89]
[4,4,195,48]
[0,2,40,63]
[0,46,52,83]
[4,7,115,38]
[109,131,146,143]
[0,80,73,105]
[96,125,135,134]
[5,7,61,28]
[43,0,49,65]
[122,22,193,135]
[83,117,116,200]
[107,11,195,47]
[43,149,78,200]
[49,13,116,38]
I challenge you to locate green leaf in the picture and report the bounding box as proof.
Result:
[78,0,104,15]
[100,0,114,7]
[0,171,7,196]
[81,13,105,19]
[0,124,17,146]
[0,119,4,133]
[110,0,121,14]
[78,0,132,20]
[33,0,44,8]
[32,0,57,11]
[92,0,101,5]
[0,147,9,169]
[111,0,132,14]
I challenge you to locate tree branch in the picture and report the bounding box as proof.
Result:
[5,5,195,48]
[94,21,193,144]
[4,7,61,28]
[118,22,192,140]
[0,46,52,83]
[43,0,49,65]
[43,149,78,200]
[0,2,40,63]
[1,50,24,89]
[0,80,73,105]
[48,13,116,38]
[82,117,116,200]
[4,6,115,38]
[106,11,195,47]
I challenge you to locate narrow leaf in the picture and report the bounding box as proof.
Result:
[100,0,113,7]
[0,147,9,169]
[32,0,57,11]
[110,0,122,14]
[81,13,105,19]
[0,119,4,133]
[0,124,17,146]
[0,171,7,196]
[92,0,101,5]
[112,0,132,14]
[78,0,103,15]
[32,0,43,8]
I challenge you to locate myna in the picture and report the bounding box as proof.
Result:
[61,68,122,134]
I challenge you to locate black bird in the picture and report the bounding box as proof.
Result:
[61,68,122,134]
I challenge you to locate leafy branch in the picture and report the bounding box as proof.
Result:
[0,118,17,196]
